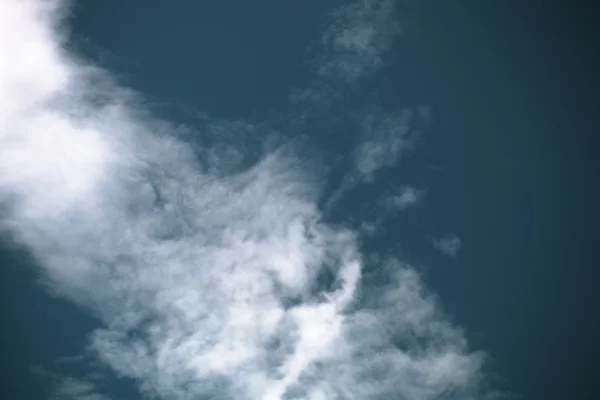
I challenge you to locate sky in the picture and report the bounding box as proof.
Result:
[1,1,597,400]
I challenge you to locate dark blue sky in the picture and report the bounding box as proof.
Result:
[1,1,597,399]
[417,3,598,399]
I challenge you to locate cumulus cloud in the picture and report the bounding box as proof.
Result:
[1,1,488,399]
[434,234,462,258]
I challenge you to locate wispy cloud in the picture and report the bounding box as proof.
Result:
[1,1,489,399]
[290,0,402,108]
[434,233,462,258]
[384,184,424,210]
[354,108,417,181]
[322,109,419,212]
[31,366,111,400]
[315,0,401,82]
[51,377,111,400]
[290,0,421,206]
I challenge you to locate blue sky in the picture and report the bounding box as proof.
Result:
[1,1,597,399]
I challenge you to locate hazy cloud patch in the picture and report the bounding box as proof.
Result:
[384,185,423,210]
[434,233,462,258]
[31,367,112,400]
[354,108,417,181]
[51,377,112,400]
[316,0,401,82]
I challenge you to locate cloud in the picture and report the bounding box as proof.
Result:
[289,0,402,110]
[354,109,418,181]
[31,367,112,400]
[322,110,419,212]
[51,377,111,400]
[434,234,462,258]
[288,0,420,202]
[1,1,489,399]
[316,0,401,83]
[386,185,423,210]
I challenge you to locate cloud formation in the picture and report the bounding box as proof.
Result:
[386,185,423,210]
[1,1,487,399]
[316,0,401,82]
[354,109,417,182]
[434,234,463,258]
[31,366,111,400]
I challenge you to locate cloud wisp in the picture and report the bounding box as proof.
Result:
[434,234,463,258]
[384,185,424,211]
[316,0,401,83]
[1,1,486,399]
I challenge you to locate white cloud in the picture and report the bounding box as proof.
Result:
[434,233,462,258]
[1,1,488,399]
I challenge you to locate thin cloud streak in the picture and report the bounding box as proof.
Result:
[322,109,419,212]
[31,367,112,400]
[1,1,487,399]
[376,184,425,214]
